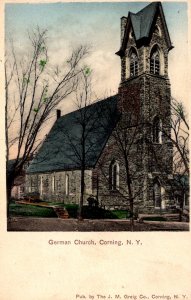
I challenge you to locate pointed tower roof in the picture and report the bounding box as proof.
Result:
[130,2,158,41]
[116,2,173,56]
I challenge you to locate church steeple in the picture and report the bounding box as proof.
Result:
[117,2,174,210]
[116,2,173,82]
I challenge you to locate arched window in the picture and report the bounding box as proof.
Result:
[130,49,138,77]
[52,175,55,193]
[150,47,160,75]
[65,174,69,195]
[109,161,119,190]
[28,176,32,193]
[153,179,161,208]
[40,175,43,195]
[153,116,162,143]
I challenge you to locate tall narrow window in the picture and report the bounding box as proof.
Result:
[130,50,138,77]
[150,48,160,75]
[153,116,162,143]
[109,161,119,190]
[153,179,161,208]
[28,177,32,193]
[65,174,69,195]
[113,164,117,190]
[40,175,43,195]
[52,175,55,193]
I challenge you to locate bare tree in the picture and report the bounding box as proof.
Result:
[61,68,99,219]
[96,95,146,231]
[170,98,189,175]
[163,98,189,221]
[113,122,145,230]
[5,27,89,211]
[145,97,189,221]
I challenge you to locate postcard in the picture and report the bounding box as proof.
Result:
[0,1,190,299]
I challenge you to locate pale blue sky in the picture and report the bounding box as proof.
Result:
[5,2,188,45]
[5,2,187,30]
[5,2,189,112]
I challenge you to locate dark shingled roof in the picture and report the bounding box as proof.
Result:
[27,95,120,174]
[130,2,158,41]
[116,2,173,56]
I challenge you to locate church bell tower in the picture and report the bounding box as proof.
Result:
[116,2,174,211]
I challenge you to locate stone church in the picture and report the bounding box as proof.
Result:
[26,2,176,212]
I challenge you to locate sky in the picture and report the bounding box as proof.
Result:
[5,1,189,157]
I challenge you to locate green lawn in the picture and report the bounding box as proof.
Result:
[9,201,129,219]
[9,203,57,218]
[109,210,130,219]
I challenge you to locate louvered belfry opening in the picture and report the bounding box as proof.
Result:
[153,116,162,143]
[150,49,160,75]
[130,51,138,77]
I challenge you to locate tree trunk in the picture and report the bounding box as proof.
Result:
[179,192,184,222]
[129,195,134,231]
[7,184,11,219]
[78,125,86,220]
[6,173,15,219]
[124,155,134,231]
[78,166,85,220]
[96,174,99,204]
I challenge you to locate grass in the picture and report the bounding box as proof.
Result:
[9,200,129,219]
[9,202,57,218]
[110,210,130,219]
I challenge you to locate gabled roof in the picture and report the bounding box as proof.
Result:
[27,95,120,174]
[116,2,173,56]
[130,2,158,41]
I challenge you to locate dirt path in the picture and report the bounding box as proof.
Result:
[7,217,189,231]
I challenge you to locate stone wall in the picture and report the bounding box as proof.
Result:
[92,128,146,210]
[26,169,93,204]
